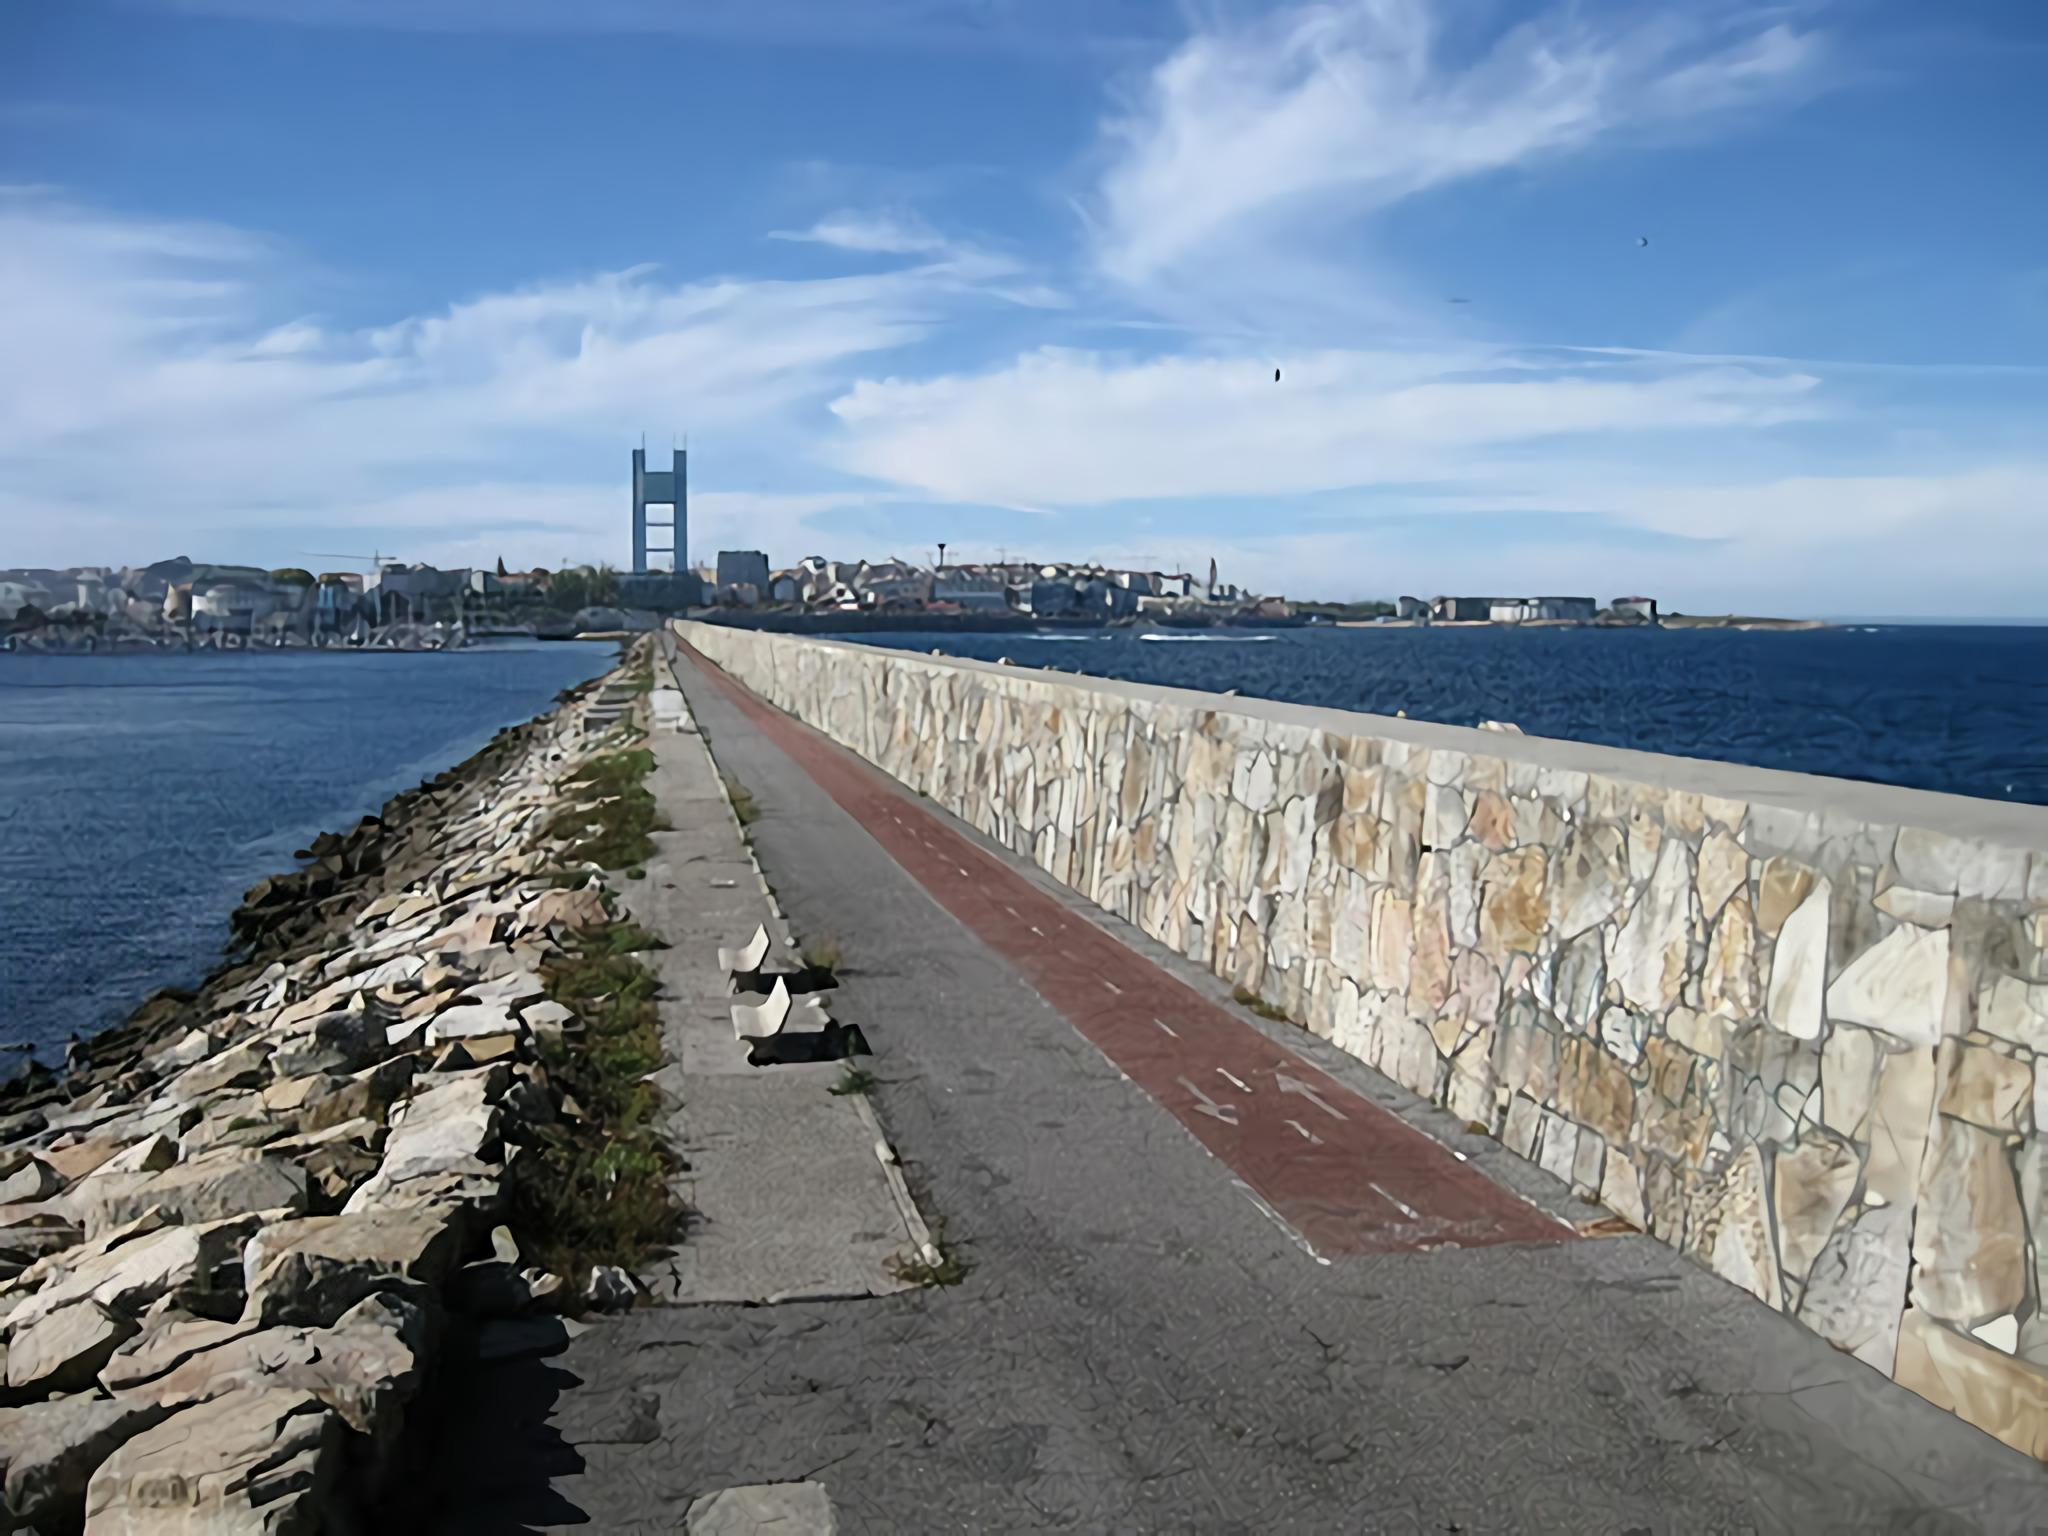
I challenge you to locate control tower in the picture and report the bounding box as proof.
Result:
[631,448,686,574]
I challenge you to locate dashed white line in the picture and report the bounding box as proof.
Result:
[1284,1118,1324,1146]
[1152,1017,1179,1038]
[1368,1181,1421,1222]
[1029,925,1047,937]
[1216,1067,1251,1093]
[954,865,971,879]
[1101,978,1123,995]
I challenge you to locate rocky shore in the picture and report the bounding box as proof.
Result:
[0,642,669,1532]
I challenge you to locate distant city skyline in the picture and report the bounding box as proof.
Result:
[3,0,2046,614]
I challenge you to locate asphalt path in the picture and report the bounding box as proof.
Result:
[427,634,2048,1535]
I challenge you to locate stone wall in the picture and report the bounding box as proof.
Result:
[676,622,2048,1460]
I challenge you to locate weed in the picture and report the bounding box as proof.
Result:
[627,866,646,880]
[799,934,843,977]
[887,1226,967,1288]
[547,749,667,869]
[507,920,683,1282]
[723,775,760,826]
[828,1063,878,1097]
[1231,985,1290,1023]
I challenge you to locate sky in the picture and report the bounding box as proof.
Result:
[3,0,2046,614]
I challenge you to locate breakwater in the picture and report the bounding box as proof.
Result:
[678,620,2048,1459]
[0,648,666,1530]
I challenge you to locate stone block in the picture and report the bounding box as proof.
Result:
[1611,838,1694,1011]
[1894,1308,2048,1460]
[1909,1116,2027,1326]
[1827,924,1952,1046]
[83,1387,342,1533]
[243,1206,463,1328]
[1937,1041,2031,1131]
[0,1394,174,1534]
[1772,1135,1860,1295]
[6,1299,138,1396]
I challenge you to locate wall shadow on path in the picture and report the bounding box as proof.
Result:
[404,1318,592,1532]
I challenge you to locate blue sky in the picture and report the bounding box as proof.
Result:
[3,0,2045,613]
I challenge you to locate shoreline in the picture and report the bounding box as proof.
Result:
[0,642,673,1529]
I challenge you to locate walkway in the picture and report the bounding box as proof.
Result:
[430,632,2047,1534]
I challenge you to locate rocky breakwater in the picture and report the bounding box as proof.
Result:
[0,644,673,1532]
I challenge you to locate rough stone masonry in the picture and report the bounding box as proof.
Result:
[0,645,659,1533]
[678,619,2048,1463]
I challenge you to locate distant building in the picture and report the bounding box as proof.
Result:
[1027,579,1080,618]
[1488,596,1596,623]
[715,550,772,593]
[1431,596,1498,622]
[1395,595,1429,620]
[933,571,1010,611]
[617,570,705,611]
[1610,596,1658,620]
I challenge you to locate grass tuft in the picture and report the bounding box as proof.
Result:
[828,1063,878,1097]
[1231,985,1290,1023]
[723,775,760,826]
[506,919,683,1284]
[887,1225,967,1288]
[799,934,843,978]
[547,748,668,869]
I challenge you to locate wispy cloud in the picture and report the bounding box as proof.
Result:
[1086,0,1825,313]
[0,188,1021,567]
[828,343,1827,505]
[772,210,959,259]
[771,208,1067,310]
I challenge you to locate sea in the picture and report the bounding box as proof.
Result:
[839,623,2048,808]
[0,641,616,1057]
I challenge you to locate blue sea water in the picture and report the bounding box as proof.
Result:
[0,642,615,1054]
[841,624,2048,808]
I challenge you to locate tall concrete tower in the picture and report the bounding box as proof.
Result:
[631,447,687,574]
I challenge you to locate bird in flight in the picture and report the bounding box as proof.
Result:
[1274,367,1281,382]
[1448,297,1470,304]
[1638,235,1651,248]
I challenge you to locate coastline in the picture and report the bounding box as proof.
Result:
[0,644,675,1529]
[0,639,621,1053]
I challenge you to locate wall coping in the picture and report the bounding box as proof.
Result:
[685,625,2048,854]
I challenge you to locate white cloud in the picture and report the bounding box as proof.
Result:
[773,211,957,258]
[1088,0,1822,296]
[828,344,1825,505]
[0,190,1014,566]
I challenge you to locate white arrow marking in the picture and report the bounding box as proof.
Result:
[1368,1181,1420,1221]
[1216,1067,1251,1093]
[1285,1118,1323,1146]
[1273,1072,1347,1121]
[1176,1076,1239,1124]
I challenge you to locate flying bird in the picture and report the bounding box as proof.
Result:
[1638,235,1651,248]
[1274,367,1281,383]
[1447,297,1470,304]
